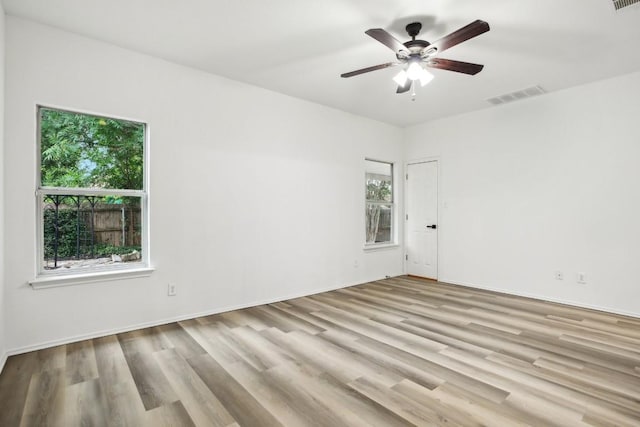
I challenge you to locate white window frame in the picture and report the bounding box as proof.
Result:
[32,105,151,288]
[364,158,396,249]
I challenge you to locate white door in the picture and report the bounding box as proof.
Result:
[406,161,438,279]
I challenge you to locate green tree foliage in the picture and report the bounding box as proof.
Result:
[40,108,144,191]
[366,177,391,202]
[43,208,86,259]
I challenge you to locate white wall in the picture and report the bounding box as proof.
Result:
[3,17,404,352]
[405,71,640,317]
[0,3,6,370]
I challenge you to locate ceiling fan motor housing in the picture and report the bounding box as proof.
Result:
[406,22,422,39]
[399,22,433,60]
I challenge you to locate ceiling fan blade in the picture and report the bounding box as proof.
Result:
[365,28,409,54]
[396,79,412,94]
[341,62,398,78]
[427,58,484,75]
[431,20,490,54]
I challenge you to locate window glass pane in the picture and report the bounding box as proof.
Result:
[365,160,392,202]
[42,194,142,271]
[366,203,392,244]
[365,160,393,244]
[40,108,144,190]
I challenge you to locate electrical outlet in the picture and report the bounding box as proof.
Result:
[577,272,586,284]
[555,271,564,280]
[167,283,177,296]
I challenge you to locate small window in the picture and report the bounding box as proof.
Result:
[36,107,148,276]
[365,159,394,245]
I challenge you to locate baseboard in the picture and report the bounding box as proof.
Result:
[6,276,392,357]
[441,277,640,320]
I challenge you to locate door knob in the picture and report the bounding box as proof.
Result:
[427,224,437,229]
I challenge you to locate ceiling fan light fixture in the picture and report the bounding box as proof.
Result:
[405,61,424,81]
[418,69,434,87]
[395,63,434,88]
[392,69,409,86]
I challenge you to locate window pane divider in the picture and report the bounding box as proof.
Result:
[38,187,145,197]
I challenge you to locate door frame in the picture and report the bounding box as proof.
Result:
[404,156,441,280]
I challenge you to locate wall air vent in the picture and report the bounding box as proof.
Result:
[613,0,640,10]
[486,86,546,106]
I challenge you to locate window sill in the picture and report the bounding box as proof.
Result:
[363,243,399,252]
[30,267,155,290]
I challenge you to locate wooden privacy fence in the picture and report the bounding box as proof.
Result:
[89,204,141,247]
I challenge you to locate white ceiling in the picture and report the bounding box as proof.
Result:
[3,0,640,127]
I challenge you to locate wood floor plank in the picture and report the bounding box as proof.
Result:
[443,346,640,424]
[19,368,66,427]
[253,304,326,335]
[117,327,173,357]
[153,348,236,427]
[267,360,411,427]
[121,350,178,411]
[261,327,403,387]
[319,330,446,391]
[348,375,463,426]
[265,361,371,427]
[217,308,270,331]
[35,346,66,375]
[194,320,274,372]
[143,400,196,427]
[209,321,275,371]
[0,353,39,427]
[187,353,284,427]
[65,340,99,386]
[221,357,327,426]
[431,381,547,426]
[1,276,639,426]
[391,379,487,426]
[353,334,511,403]
[157,323,207,360]
[64,378,109,427]
[308,298,450,356]
[223,325,296,369]
[93,335,147,427]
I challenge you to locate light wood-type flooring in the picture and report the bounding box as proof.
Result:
[1,276,640,426]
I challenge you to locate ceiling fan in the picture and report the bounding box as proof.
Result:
[341,20,490,94]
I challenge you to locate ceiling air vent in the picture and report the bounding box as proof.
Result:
[486,86,546,106]
[613,0,640,10]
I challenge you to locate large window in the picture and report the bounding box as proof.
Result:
[36,106,148,276]
[365,159,394,245]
